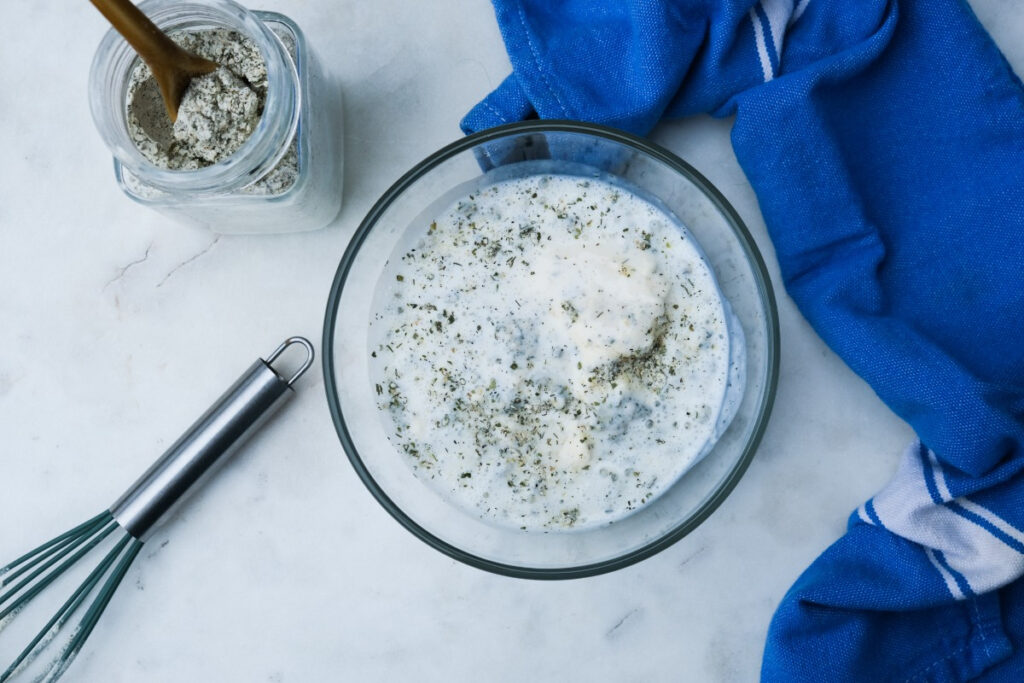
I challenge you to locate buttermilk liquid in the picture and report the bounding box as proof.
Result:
[370,175,744,531]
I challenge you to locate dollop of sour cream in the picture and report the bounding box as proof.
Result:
[370,174,743,531]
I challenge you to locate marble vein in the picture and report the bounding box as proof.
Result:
[606,608,641,638]
[156,236,221,288]
[104,243,153,289]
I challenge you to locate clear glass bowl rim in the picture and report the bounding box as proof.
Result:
[322,120,780,580]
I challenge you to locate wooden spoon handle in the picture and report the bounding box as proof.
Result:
[90,0,190,68]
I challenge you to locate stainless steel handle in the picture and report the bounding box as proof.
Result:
[110,337,314,541]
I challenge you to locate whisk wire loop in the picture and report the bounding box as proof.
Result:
[1,533,135,682]
[0,515,113,597]
[0,514,110,584]
[0,520,118,623]
[0,515,143,682]
[45,538,142,682]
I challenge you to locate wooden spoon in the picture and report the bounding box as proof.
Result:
[91,0,218,122]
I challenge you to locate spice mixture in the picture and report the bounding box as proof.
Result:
[125,28,298,195]
[370,175,744,531]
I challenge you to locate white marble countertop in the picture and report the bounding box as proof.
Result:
[1,1,1021,680]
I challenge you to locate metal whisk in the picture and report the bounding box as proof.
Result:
[0,337,314,682]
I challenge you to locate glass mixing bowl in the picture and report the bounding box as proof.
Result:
[324,121,778,578]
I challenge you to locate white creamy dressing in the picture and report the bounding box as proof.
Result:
[370,174,744,530]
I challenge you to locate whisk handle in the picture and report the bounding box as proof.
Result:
[109,337,314,541]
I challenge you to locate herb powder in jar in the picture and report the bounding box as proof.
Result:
[125,28,299,195]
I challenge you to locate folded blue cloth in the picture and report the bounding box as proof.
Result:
[465,0,1024,679]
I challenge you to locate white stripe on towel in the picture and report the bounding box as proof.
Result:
[793,0,811,22]
[750,8,774,82]
[857,503,872,525]
[761,0,793,59]
[926,449,953,501]
[925,548,966,600]
[958,498,1024,549]
[870,443,1024,597]
[927,446,1024,548]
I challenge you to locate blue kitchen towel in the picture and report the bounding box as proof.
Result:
[464,0,1024,680]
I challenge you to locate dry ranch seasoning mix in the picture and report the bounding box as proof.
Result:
[370,174,745,531]
[89,0,344,232]
[125,28,299,195]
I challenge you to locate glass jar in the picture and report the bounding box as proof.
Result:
[89,0,343,234]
